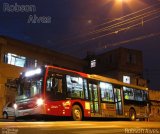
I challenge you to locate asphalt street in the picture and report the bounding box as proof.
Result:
[0,121,160,134]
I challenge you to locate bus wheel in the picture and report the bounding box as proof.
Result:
[129,109,136,121]
[72,105,82,121]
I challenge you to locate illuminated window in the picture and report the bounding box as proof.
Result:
[134,90,148,101]
[45,71,65,100]
[4,53,38,68]
[100,82,114,102]
[123,76,130,84]
[4,53,26,67]
[66,75,84,99]
[123,87,134,100]
[84,79,88,99]
[90,59,96,68]
[18,77,43,98]
[134,89,143,101]
[123,87,147,102]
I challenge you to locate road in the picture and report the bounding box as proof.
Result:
[0,121,160,134]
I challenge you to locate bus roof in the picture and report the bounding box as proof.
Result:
[88,74,148,91]
[46,65,88,78]
[46,65,148,91]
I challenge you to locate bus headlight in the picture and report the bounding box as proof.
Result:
[13,104,17,109]
[36,98,44,106]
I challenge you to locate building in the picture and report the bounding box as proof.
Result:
[85,47,147,87]
[0,36,86,117]
[148,90,160,121]
[149,90,160,114]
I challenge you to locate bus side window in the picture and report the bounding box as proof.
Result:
[54,78,62,93]
[123,87,134,100]
[84,79,88,99]
[66,75,84,99]
[46,77,53,91]
[46,73,64,100]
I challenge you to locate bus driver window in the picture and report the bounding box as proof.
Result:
[46,74,63,100]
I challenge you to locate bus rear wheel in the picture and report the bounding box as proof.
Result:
[72,105,83,121]
[129,109,136,121]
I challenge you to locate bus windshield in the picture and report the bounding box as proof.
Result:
[16,75,43,100]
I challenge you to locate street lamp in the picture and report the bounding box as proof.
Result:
[117,0,124,2]
[112,0,145,10]
[115,0,130,4]
[111,0,128,13]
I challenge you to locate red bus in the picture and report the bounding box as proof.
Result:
[14,65,149,121]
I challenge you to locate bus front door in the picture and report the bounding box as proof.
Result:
[114,88,123,115]
[89,83,99,114]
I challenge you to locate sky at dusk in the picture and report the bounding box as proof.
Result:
[0,0,160,89]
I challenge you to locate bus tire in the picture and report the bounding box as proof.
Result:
[72,105,83,121]
[129,108,136,121]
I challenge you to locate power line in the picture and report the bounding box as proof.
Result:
[58,8,160,48]
[84,9,160,37]
[57,11,160,51]
[97,32,160,51]
[67,31,160,54]
[59,13,160,51]
[88,14,160,44]
[95,2,160,28]
[53,3,160,46]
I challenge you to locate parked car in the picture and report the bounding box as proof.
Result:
[3,102,15,119]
